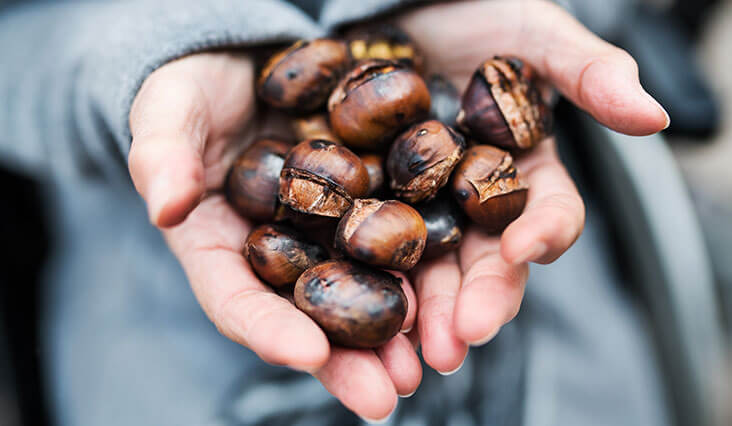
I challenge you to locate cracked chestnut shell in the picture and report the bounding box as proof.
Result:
[427,74,461,127]
[328,59,430,150]
[279,140,369,218]
[386,120,466,203]
[361,154,385,197]
[344,23,424,73]
[451,145,528,233]
[244,224,328,288]
[257,39,351,112]
[291,113,340,143]
[416,194,465,260]
[226,138,291,222]
[294,259,407,348]
[335,199,427,271]
[457,56,552,150]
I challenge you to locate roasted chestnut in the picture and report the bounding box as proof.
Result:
[456,56,551,150]
[328,59,430,150]
[361,154,385,197]
[244,224,328,287]
[335,199,427,271]
[386,120,466,203]
[416,194,465,260]
[226,138,291,222]
[279,140,369,218]
[344,23,424,73]
[257,39,351,112]
[451,145,528,232]
[291,113,340,143]
[294,259,407,348]
[427,74,461,127]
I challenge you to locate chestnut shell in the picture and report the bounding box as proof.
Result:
[361,154,386,197]
[427,74,461,127]
[294,259,407,348]
[451,145,528,233]
[416,194,465,260]
[291,113,340,144]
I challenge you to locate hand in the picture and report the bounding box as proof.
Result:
[128,53,421,422]
[398,0,669,374]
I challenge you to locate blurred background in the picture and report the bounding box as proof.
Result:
[1,0,731,425]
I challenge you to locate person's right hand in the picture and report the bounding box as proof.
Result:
[127,52,422,422]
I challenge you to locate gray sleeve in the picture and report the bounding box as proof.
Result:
[319,0,430,31]
[0,0,322,179]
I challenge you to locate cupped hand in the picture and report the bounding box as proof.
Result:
[128,53,421,422]
[398,0,669,374]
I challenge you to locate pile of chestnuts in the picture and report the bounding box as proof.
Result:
[227,25,552,349]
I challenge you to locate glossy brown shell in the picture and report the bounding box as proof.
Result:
[360,154,385,197]
[279,140,369,218]
[328,59,430,150]
[257,39,352,112]
[386,120,466,203]
[226,139,291,222]
[457,56,551,150]
[244,224,328,288]
[335,199,427,271]
[415,193,465,260]
[344,23,425,73]
[451,145,528,233]
[291,113,341,143]
[294,259,407,348]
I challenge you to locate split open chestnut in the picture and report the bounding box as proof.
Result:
[294,259,407,348]
[386,120,466,203]
[226,138,291,222]
[328,59,430,150]
[457,56,551,150]
[344,23,424,73]
[257,39,351,113]
[451,145,528,233]
[279,139,369,218]
[244,224,328,288]
[335,199,427,271]
[416,193,465,260]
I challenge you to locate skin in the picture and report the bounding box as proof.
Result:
[128,1,669,422]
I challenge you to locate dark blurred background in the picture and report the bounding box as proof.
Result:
[1,0,732,425]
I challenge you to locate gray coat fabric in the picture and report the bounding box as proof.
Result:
[0,1,669,425]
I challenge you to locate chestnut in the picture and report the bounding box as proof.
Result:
[257,39,351,112]
[451,145,528,233]
[344,23,424,73]
[360,154,385,197]
[226,138,291,222]
[328,59,430,150]
[427,74,461,128]
[386,120,466,203]
[291,113,340,143]
[244,224,328,288]
[279,140,369,218]
[456,56,552,150]
[335,199,427,271]
[415,193,465,260]
[294,259,407,348]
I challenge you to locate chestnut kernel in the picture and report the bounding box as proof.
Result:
[427,74,461,127]
[328,59,430,150]
[294,259,407,348]
[386,120,466,203]
[257,39,351,112]
[291,113,340,143]
[360,154,386,197]
[226,138,291,222]
[457,56,552,150]
[416,193,465,260]
[244,224,328,288]
[279,140,369,218]
[344,23,424,73]
[451,145,528,233]
[335,199,427,271]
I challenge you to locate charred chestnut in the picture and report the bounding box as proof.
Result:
[427,74,461,127]
[451,145,528,232]
[361,154,385,197]
[457,57,551,150]
[257,39,351,112]
[294,259,407,348]
[279,140,369,218]
[328,59,430,150]
[291,113,340,143]
[226,138,291,222]
[335,199,426,271]
[416,194,465,260]
[344,23,424,73]
[386,120,465,203]
[244,224,328,287]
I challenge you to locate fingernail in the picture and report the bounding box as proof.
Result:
[468,327,501,347]
[438,357,465,376]
[400,325,413,334]
[644,91,670,130]
[146,179,168,225]
[359,410,394,424]
[399,390,416,398]
[512,242,547,265]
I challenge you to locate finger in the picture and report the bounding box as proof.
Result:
[456,229,529,345]
[163,195,330,371]
[389,271,417,333]
[501,139,585,265]
[314,348,398,423]
[412,253,468,374]
[375,333,423,397]
[398,0,669,135]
